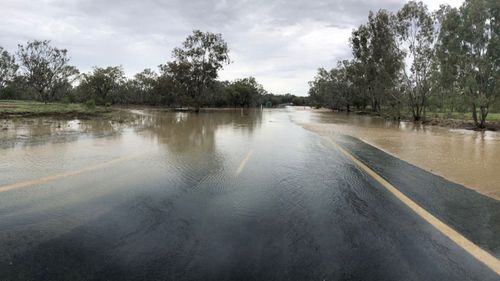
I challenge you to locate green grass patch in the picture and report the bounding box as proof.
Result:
[0,100,110,117]
[429,111,500,122]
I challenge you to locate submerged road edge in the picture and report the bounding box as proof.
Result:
[0,154,141,193]
[325,138,500,276]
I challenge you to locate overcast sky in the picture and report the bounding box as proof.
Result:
[1,0,463,96]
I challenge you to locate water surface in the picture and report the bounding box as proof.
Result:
[0,108,498,280]
[296,110,500,200]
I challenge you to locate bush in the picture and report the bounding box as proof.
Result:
[61,96,71,104]
[85,99,96,110]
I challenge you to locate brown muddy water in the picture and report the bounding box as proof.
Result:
[0,108,499,280]
[293,109,500,200]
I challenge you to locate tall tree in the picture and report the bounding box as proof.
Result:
[396,1,437,121]
[458,0,499,128]
[171,30,230,112]
[308,68,334,108]
[308,62,353,112]
[225,77,265,107]
[78,66,126,104]
[433,5,462,113]
[16,40,78,103]
[130,68,159,104]
[351,10,403,113]
[0,46,18,91]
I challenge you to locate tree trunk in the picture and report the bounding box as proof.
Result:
[471,102,479,128]
[479,106,488,129]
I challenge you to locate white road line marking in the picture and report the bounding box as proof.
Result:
[236,150,254,176]
[327,138,500,276]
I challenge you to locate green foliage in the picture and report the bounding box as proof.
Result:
[308,0,500,128]
[224,77,266,108]
[61,96,71,104]
[85,99,96,110]
[16,40,79,103]
[396,1,436,121]
[77,66,126,105]
[171,30,231,111]
[350,9,403,113]
[0,46,18,91]
[0,32,305,111]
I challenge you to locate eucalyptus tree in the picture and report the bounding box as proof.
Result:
[78,66,126,104]
[457,0,499,128]
[331,60,354,112]
[171,30,230,111]
[130,68,159,104]
[16,40,78,103]
[433,5,463,113]
[308,68,334,108]
[0,46,18,91]
[308,62,353,111]
[345,60,370,110]
[351,10,403,113]
[225,77,265,108]
[158,61,195,107]
[396,1,437,121]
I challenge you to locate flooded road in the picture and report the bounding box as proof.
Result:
[0,108,499,280]
[296,111,500,200]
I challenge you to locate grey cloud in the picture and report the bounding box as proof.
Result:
[0,0,453,95]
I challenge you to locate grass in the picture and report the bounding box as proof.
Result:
[429,111,500,122]
[0,100,110,117]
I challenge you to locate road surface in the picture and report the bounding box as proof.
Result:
[0,109,499,280]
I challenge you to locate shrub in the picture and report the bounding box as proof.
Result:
[85,99,96,110]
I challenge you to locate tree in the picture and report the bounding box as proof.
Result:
[308,68,333,108]
[16,40,78,103]
[0,46,18,92]
[433,5,463,113]
[396,1,437,121]
[458,0,499,128]
[129,68,159,104]
[171,30,230,111]
[308,61,357,112]
[351,10,403,113]
[158,61,195,107]
[346,60,371,110]
[435,0,499,128]
[78,66,126,105]
[225,77,265,107]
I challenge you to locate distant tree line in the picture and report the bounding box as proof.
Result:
[0,30,308,110]
[308,0,499,128]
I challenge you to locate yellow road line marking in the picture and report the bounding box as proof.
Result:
[327,138,500,275]
[236,150,254,176]
[0,154,140,193]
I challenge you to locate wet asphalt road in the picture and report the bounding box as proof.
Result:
[0,109,499,280]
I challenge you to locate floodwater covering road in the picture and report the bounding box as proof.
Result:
[297,110,500,200]
[0,108,499,280]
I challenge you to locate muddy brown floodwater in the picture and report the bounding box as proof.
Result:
[1,108,499,280]
[292,109,500,201]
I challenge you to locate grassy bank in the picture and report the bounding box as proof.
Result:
[428,111,500,122]
[0,100,111,118]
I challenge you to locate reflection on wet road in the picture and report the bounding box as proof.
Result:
[0,108,499,280]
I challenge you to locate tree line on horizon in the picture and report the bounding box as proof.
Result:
[308,0,499,128]
[0,31,307,111]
